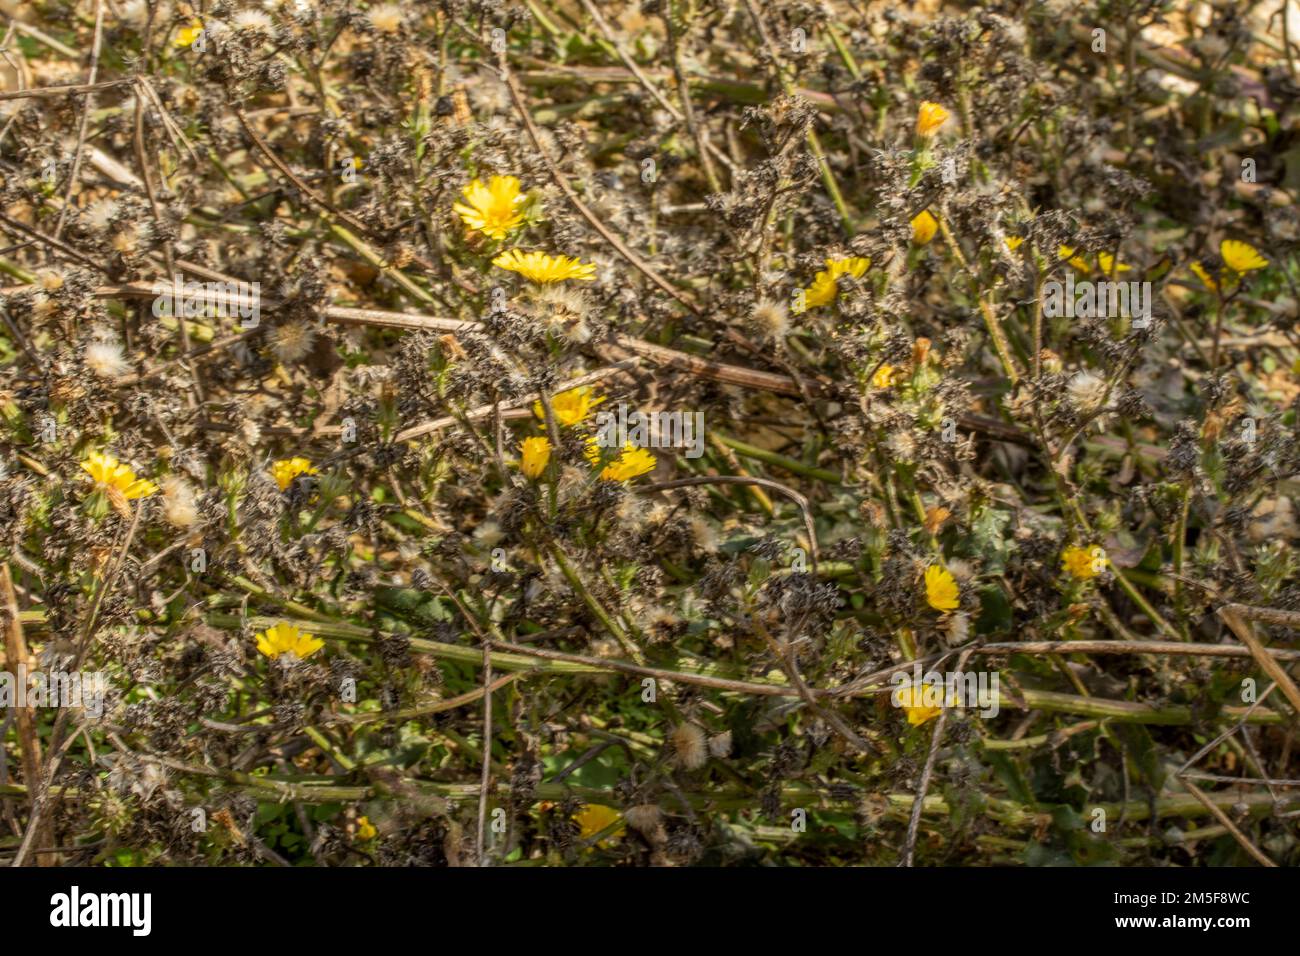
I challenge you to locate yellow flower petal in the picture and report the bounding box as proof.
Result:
[493,249,595,283]
[911,210,938,246]
[453,175,527,241]
[1220,239,1267,274]
[915,101,949,137]
[924,564,960,612]
[519,436,551,479]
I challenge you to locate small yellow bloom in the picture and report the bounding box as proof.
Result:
[1220,239,1267,274]
[1097,252,1131,276]
[574,804,624,846]
[493,249,596,283]
[80,451,158,500]
[599,443,657,482]
[1189,261,1217,291]
[270,457,318,491]
[924,564,960,612]
[519,436,552,479]
[1004,236,1025,252]
[1061,544,1107,580]
[255,622,324,660]
[894,680,955,726]
[796,257,871,312]
[453,175,527,241]
[872,364,896,388]
[911,210,938,246]
[532,385,604,427]
[175,22,204,47]
[356,816,377,841]
[915,101,950,138]
[1058,246,1091,274]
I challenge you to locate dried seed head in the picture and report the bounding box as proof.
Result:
[160,475,199,529]
[670,723,708,770]
[84,338,129,378]
[750,299,789,342]
[267,321,316,364]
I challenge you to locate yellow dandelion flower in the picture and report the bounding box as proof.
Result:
[1004,236,1025,252]
[493,249,596,283]
[911,210,938,246]
[574,804,624,846]
[270,457,318,491]
[356,816,377,841]
[599,443,657,482]
[80,451,158,500]
[894,680,957,727]
[1220,239,1267,274]
[452,175,526,241]
[175,22,204,47]
[532,385,604,426]
[519,436,552,479]
[872,364,897,388]
[915,101,950,138]
[796,257,871,312]
[1061,544,1107,580]
[255,622,324,660]
[924,564,960,612]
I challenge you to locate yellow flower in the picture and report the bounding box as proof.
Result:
[532,385,604,426]
[80,451,158,500]
[255,622,324,660]
[270,457,318,491]
[1220,239,1267,274]
[356,816,377,841]
[894,680,956,727]
[600,443,657,482]
[1097,252,1131,276]
[796,257,871,312]
[1191,241,1268,292]
[574,804,624,845]
[924,564,960,612]
[175,22,204,47]
[1004,236,1025,252]
[519,435,552,479]
[915,101,950,138]
[1061,544,1107,580]
[1058,246,1091,274]
[584,434,604,465]
[872,364,896,388]
[1189,261,1217,291]
[911,210,938,246]
[493,249,596,283]
[452,175,526,241]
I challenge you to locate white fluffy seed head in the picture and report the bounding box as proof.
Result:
[367,3,404,33]
[1067,371,1108,413]
[267,320,316,363]
[670,723,708,770]
[83,198,120,233]
[84,339,129,378]
[232,9,273,32]
[160,476,199,529]
[750,299,789,342]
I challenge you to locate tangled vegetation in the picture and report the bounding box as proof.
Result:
[1,0,1299,867]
